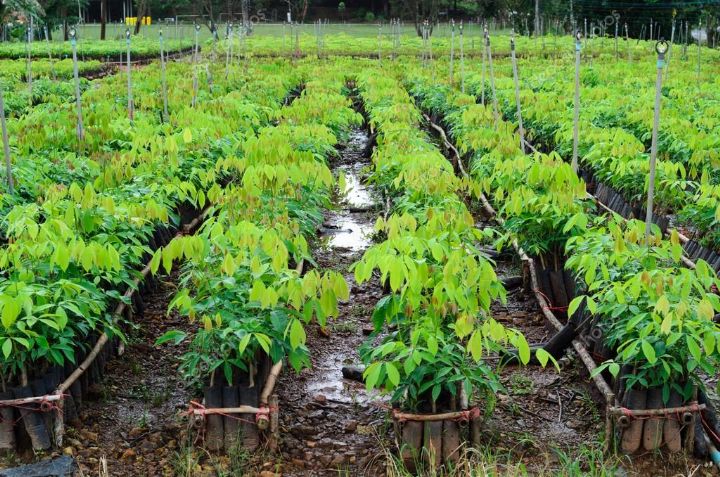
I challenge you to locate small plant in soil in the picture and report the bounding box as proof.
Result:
[567,217,720,401]
[508,374,534,396]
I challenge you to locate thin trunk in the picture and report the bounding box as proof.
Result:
[100,0,107,40]
[134,0,146,35]
[301,0,309,23]
[62,7,68,41]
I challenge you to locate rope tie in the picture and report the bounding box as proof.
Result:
[533,289,569,312]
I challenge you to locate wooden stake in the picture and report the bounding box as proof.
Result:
[0,87,13,194]
[665,19,675,83]
[459,21,465,93]
[510,34,526,153]
[192,23,200,108]
[449,19,455,85]
[160,29,169,121]
[484,27,500,126]
[70,27,84,142]
[572,31,581,173]
[645,41,667,245]
[125,29,134,121]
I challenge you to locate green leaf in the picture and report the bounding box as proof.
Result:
[1,298,21,329]
[687,336,702,362]
[254,333,272,354]
[155,330,187,346]
[150,250,162,275]
[364,362,382,391]
[427,335,438,356]
[641,340,657,364]
[567,296,584,318]
[237,333,252,355]
[704,332,716,356]
[289,319,306,350]
[536,348,550,367]
[516,333,531,365]
[431,384,441,403]
[468,331,483,362]
[385,362,400,388]
[1,339,11,359]
[698,299,714,320]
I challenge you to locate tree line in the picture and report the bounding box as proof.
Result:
[1,0,719,42]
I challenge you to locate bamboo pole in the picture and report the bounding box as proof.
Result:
[392,408,478,422]
[260,361,283,406]
[189,405,264,415]
[70,27,84,142]
[125,29,134,121]
[609,403,705,417]
[572,31,582,172]
[644,41,667,245]
[0,87,13,194]
[160,29,169,120]
[510,34,526,153]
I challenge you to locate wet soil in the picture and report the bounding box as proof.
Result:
[481,258,606,473]
[66,272,196,476]
[276,127,392,476]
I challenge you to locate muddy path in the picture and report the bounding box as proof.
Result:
[483,257,604,472]
[276,125,392,476]
[67,271,195,477]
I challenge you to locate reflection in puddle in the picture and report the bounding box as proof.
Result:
[339,165,373,209]
[324,216,373,251]
[309,125,382,405]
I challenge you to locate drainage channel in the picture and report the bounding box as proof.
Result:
[275,121,391,476]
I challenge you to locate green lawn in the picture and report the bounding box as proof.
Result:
[51,21,510,43]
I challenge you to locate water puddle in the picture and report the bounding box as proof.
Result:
[320,127,378,252]
[323,214,374,251]
[278,122,389,475]
[304,351,366,404]
[339,163,373,209]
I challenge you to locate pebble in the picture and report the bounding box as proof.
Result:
[308,409,325,419]
[306,440,317,448]
[566,419,583,429]
[294,425,316,435]
[79,429,99,443]
[120,448,136,460]
[139,439,156,452]
[314,394,327,404]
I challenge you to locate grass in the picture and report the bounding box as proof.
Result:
[42,21,505,43]
[380,441,623,477]
[332,320,359,334]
